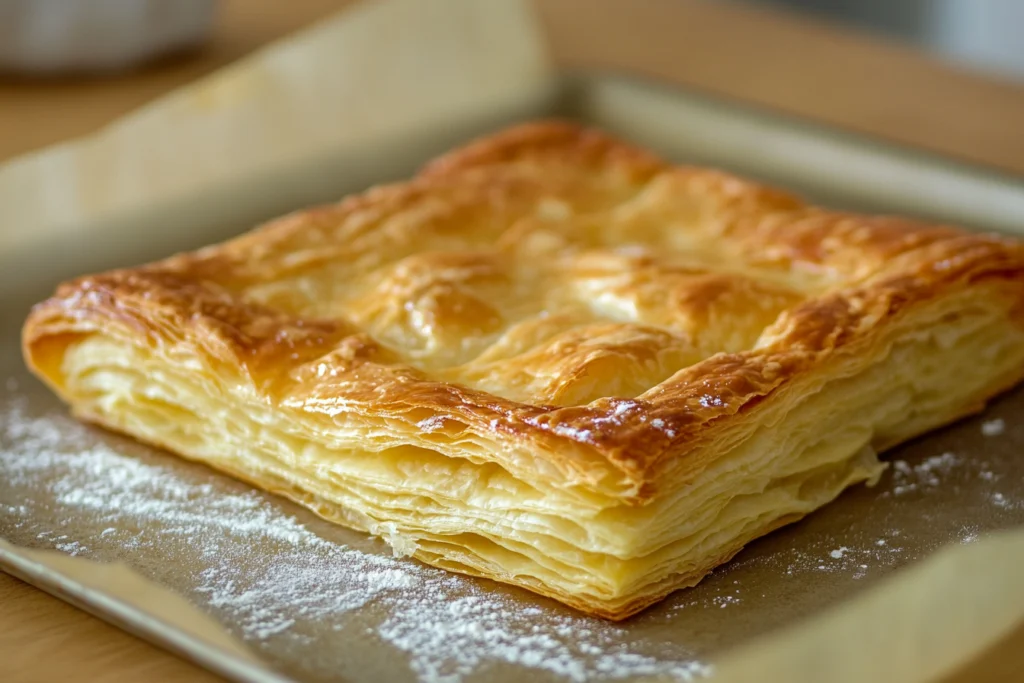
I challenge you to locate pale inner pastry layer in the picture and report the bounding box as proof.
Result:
[58,291,1024,616]
[23,122,1024,619]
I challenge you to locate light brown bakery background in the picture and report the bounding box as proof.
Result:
[2,0,1024,680]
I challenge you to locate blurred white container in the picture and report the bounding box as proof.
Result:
[930,0,1024,80]
[0,0,216,74]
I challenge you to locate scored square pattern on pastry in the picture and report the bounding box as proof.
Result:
[24,122,1024,618]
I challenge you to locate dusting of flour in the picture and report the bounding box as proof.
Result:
[981,419,1005,437]
[0,397,707,683]
[887,452,960,495]
[4,370,1024,683]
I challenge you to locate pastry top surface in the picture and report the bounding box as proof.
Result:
[25,121,1024,498]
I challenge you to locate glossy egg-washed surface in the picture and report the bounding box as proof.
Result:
[25,122,1024,489]
[21,122,1024,620]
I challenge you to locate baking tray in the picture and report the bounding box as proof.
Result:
[4,71,1024,683]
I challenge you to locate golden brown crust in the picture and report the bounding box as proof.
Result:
[26,121,1024,488]
[22,121,1024,619]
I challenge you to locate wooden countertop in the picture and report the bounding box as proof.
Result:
[3,1,1024,681]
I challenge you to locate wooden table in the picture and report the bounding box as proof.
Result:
[3,1,1024,681]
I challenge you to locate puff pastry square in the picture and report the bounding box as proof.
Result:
[23,122,1024,619]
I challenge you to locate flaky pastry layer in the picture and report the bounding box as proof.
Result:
[23,122,1024,619]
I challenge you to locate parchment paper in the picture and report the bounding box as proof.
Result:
[0,0,557,300]
[1,1,1023,681]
